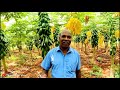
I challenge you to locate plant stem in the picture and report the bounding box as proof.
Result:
[93,47,96,64]
[110,56,114,78]
[30,50,32,59]
[84,43,87,54]
[2,57,8,73]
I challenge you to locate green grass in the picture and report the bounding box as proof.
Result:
[90,65,103,78]
[114,64,120,78]
[7,55,18,61]
[17,54,29,65]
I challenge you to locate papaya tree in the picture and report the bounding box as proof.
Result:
[85,16,89,25]
[103,31,110,53]
[109,34,117,78]
[25,36,34,59]
[37,12,53,59]
[66,17,82,35]
[115,30,120,49]
[98,32,105,49]
[66,17,82,49]
[105,12,119,77]
[99,12,119,77]
[34,35,41,55]
[0,12,27,21]
[50,26,55,48]
[53,24,60,47]
[9,18,28,54]
[91,29,98,64]
[0,29,9,76]
[80,32,87,52]
[84,30,92,53]
[74,34,81,50]
[109,23,117,77]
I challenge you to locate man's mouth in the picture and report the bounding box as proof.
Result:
[62,41,69,45]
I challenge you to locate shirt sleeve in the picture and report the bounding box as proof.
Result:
[40,51,51,70]
[76,53,81,70]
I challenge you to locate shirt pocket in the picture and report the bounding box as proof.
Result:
[66,59,77,72]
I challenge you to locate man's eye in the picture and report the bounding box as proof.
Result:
[61,35,71,39]
[62,35,66,38]
[67,36,71,39]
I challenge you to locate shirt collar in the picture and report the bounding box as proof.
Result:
[56,46,72,53]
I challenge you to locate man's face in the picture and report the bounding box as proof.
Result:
[59,30,72,48]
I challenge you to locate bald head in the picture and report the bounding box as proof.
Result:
[59,28,72,49]
[59,28,72,37]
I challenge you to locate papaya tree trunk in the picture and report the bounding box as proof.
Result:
[110,56,114,78]
[74,42,76,49]
[2,57,8,73]
[53,43,55,48]
[76,42,78,49]
[78,42,80,53]
[105,42,108,54]
[38,48,41,56]
[30,50,32,59]
[78,42,80,49]
[84,43,87,54]
[81,43,83,51]
[91,47,96,64]
[97,45,98,50]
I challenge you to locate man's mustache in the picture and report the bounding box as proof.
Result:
[62,40,70,44]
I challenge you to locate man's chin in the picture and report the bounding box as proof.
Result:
[62,46,69,48]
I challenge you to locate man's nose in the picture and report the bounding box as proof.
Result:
[64,36,68,40]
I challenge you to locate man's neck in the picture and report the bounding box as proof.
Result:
[60,46,69,55]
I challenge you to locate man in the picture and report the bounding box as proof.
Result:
[40,28,81,78]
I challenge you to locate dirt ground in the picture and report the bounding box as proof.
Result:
[1,43,120,78]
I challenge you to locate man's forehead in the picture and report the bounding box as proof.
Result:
[61,29,72,36]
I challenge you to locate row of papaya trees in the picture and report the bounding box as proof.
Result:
[0,12,119,77]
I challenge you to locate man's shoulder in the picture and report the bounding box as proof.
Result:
[70,47,79,55]
[48,47,58,53]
